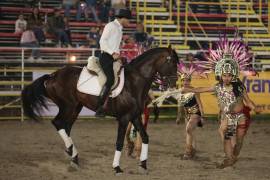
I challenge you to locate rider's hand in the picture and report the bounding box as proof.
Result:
[112,53,120,60]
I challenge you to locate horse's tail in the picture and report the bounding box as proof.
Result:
[21,74,51,121]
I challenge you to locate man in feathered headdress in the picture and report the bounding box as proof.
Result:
[182,35,260,168]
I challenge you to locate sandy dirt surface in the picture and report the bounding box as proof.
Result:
[0,119,270,180]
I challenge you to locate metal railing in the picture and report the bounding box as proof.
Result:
[0,47,94,121]
[132,0,270,47]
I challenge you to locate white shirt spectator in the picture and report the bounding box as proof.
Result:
[15,18,27,33]
[99,19,123,55]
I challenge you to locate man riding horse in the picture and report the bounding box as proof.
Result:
[96,8,131,117]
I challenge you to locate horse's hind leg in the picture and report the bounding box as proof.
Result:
[52,104,82,169]
[65,104,83,168]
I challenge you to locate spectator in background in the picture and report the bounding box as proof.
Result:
[62,0,78,18]
[133,23,147,43]
[111,0,126,17]
[20,24,41,61]
[111,0,126,10]
[63,16,72,46]
[15,14,27,33]
[76,0,99,22]
[121,36,140,63]
[194,51,206,61]
[96,26,103,55]
[28,7,45,44]
[97,25,103,39]
[186,53,194,63]
[47,9,72,47]
[76,0,87,21]
[86,26,101,56]
[86,26,99,48]
[133,22,154,48]
[23,0,40,8]
[99,0,111,23]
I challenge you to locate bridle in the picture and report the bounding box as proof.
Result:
[158,54,178,88]
[126,51,178,88]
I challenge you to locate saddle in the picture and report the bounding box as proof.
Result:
[86,56,122,90]
[77,56,125,98]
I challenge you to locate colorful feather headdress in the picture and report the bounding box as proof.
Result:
[177,60,206,80]
[200,35,254,80]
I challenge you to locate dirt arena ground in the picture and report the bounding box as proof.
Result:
[0,119,270,180]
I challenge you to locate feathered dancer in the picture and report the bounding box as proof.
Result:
[178,34,260,168]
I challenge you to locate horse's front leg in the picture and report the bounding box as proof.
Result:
[132,117,149,174]
[112,117,129,175]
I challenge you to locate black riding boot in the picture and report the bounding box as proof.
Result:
[95,86,110,117]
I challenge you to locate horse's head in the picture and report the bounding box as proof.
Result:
[155,46,179,88]
[127,46,179,89]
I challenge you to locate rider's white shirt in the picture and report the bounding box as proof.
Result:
[99,19,123,55]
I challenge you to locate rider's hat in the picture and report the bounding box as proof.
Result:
[115,9,132,19]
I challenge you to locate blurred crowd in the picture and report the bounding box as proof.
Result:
[14,0,156,61]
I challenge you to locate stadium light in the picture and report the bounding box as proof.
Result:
[69,55,77,62]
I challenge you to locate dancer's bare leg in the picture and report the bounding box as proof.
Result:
[217,119,237,168]
[183,114,200,159]
[219,119,228,143]
[234,119,247,158]
[125,122,134,157]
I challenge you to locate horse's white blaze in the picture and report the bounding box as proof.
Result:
[58,129,72,148]
[112,150,121,168]
[140,143,148,161]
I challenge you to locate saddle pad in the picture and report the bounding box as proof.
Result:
[77,67,125,98]
[87,56,122,89]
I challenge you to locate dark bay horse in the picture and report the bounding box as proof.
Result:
[21,47,179,174]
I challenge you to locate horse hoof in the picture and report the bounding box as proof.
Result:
[69,155,80,170]
[138,166,148,175]
[114,166,123,175]
[70,161,80,170]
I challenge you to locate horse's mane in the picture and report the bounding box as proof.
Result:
[124,47,179,75]
[171,48,180,64]
[127,47,170,67]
